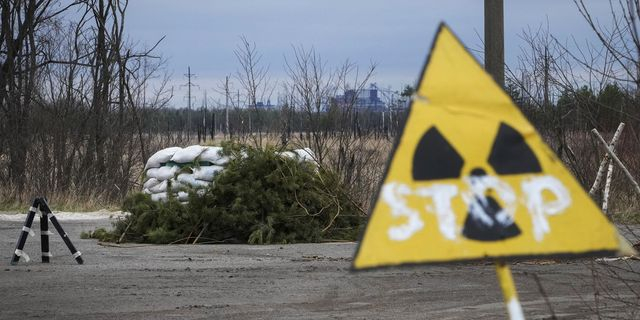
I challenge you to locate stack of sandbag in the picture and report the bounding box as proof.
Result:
[143,145,316,203]
[278,147,317,166]
[142,145,227,202]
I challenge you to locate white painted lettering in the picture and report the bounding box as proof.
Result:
[383,183,424,241]
[521,175,571,241]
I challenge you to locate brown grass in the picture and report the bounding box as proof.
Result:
[2,128,639,224]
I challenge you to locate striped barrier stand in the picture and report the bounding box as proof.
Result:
[39,199,83,265]
[10,199,40,265]
[10,197,83,265]
[40,209,52,263]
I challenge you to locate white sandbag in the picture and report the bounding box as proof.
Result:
[279,148,317,166]
[146,166,179,181]
[279,151,296,159]
[170,145,206,164]
[192,165,224,181]
[199,147,224,163]
[215,150,243,165]
[215,156,230,165]
[151,192,168,202]
[143,188,152,194]
[143,178,161,190]
[194,179,212,188]
[177,173,211,188]
[294,148,316,162]
[295,148,318,167]
[177,191,189,202]
[149,180,168,193]
[166,179,186,191]
[145,147,182,170]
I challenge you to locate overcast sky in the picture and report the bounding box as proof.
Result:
[124,0,613,107]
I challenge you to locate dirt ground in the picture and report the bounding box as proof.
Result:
[1,213,638,319]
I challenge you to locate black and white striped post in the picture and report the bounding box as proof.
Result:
[40,209,52,263]
[39,198,83,265]
[10,199,40,265]
[10,197,83,265]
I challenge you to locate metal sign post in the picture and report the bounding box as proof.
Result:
[495,261,525,320]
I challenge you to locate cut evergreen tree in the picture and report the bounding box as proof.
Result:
[107,142,364,244]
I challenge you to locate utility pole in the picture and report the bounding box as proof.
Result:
[183,66,197,140]
[486,6,525,316]
[225,76,230,139]
[202,90,208,143]
[484,0,504,87]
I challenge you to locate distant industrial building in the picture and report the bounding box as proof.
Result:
[253,99,276,110]
[333,84,386,111]
[253,84,409,112]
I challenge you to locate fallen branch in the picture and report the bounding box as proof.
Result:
[589,123,625,195]
[117,220,134,244]
[591,128,640,197]
[602,157,614,216]
[193,223,209,244]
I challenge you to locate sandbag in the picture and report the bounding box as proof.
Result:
[279,151,296,159]
[177,191,189,202]
[170,145,206,164]
[215,156,230,165]
[151,192,167,202]
[192,165,224,181]
[148,180,168,194]
[177,173,211,188]
[142,188,152,194]
[199,147,224,163]
[145,147,181,170]
[146,166,179,181]
[167,179,186,191]
[294,148,316,162]
[218,150,245,165]
[279,148,317,166]
[143,178,161,190]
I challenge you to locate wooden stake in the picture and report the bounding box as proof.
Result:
[495,261,525,320]
[602,159,614,216]
[591,128,640,197]
[589,123,625,195]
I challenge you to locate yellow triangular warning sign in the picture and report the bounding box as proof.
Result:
[353,24,634,270]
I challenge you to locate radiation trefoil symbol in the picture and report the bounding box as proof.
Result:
[383,122,571,244]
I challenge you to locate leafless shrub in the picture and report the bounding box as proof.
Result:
[0,0,170,206]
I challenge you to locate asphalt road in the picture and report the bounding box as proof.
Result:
[0,214,638,319]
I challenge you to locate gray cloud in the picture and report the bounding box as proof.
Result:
[124,0,614,107]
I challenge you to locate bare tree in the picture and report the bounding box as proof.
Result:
[0,0,83,200]
[0,0,170,205]
[574,0,640,95]
[234,35,273,147]
[283,45,385,211]
[284,45,335,163]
